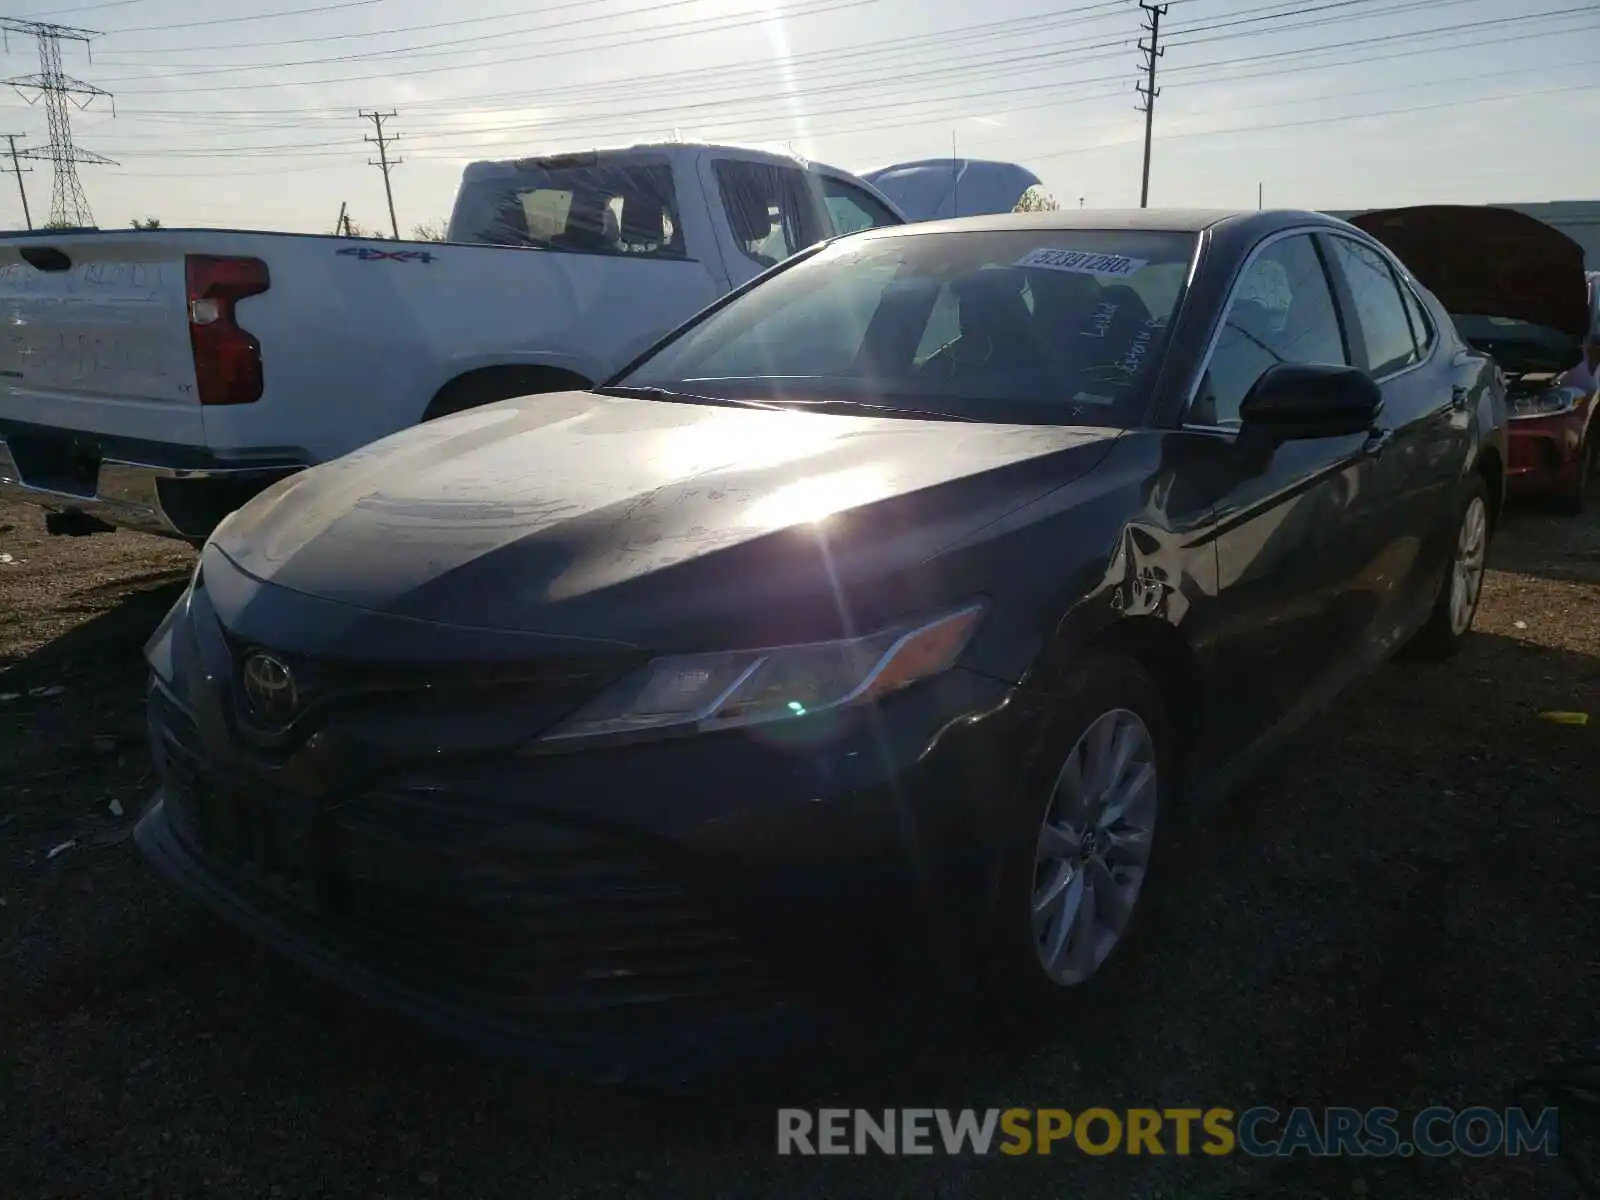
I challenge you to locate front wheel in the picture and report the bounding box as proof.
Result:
[1401,474,1490,662]
[985,656,1170,1018]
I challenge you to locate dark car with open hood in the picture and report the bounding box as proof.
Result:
[136,208,1508,1083]
[1349,205,1598,513]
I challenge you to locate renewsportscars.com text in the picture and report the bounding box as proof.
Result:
[776,1106,1560,1158]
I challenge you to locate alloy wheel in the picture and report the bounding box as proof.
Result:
[1030,708,1158,987]
[1448,495,1488,637]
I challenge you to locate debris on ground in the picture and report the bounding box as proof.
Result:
[45,839,76,860]
[1538,711,1589,726]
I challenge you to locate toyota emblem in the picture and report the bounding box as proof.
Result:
[241,651,298,728]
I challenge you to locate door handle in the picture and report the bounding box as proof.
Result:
[1362,429,1394,458]
[1451,384,1470,411]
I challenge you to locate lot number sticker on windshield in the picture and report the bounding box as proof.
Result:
[1014,248,1148,277]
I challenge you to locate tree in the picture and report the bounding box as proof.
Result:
[130,216,162,230]
[1013,187,1061,213]
[410,219,448,242]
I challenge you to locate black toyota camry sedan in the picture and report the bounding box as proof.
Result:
[137,209,1508,1078]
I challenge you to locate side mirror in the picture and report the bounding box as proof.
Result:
[1238,362,1384,439]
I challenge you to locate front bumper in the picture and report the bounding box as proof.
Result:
[0,423,301,540]
[1505,409,1588,494]
[137,632,1032,1080]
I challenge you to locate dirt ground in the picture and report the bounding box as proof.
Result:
[1,495,1596,1200]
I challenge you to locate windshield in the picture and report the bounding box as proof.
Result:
[610,227,1198,426]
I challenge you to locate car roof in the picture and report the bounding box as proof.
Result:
[860,208,1346,237]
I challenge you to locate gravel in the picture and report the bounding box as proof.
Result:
[1,496,1596,1199]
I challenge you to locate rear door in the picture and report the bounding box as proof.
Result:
[1183,229,1392,760]
[1320,231,1470,633]
[0,234,204,445]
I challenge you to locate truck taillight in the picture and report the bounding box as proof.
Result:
[186,254,269,405]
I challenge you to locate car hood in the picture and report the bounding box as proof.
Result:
[211,391,1119,646]
[860,158,1044,221]
[1346,205,1590,342]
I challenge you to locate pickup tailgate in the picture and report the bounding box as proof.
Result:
[0,233,204,444]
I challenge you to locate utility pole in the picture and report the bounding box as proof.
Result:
[334,200,347,236]
[1135,0,1168,210]
[359,109,401,239]
[1258,181,1264,210]
[4,134,33,229]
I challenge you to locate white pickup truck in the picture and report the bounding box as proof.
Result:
[0,142,1035,542]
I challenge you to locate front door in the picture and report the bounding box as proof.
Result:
[1182,229,1392,762]
[700,156,829,289]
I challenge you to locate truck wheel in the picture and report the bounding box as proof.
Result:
[421,366,591,422]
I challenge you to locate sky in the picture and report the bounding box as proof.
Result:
[0,0,1595,234]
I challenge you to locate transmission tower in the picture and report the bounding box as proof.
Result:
[1135,0,1168,210]
[359,109,402,239]
[1,19,114,228]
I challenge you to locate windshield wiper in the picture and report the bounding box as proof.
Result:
[601,386,978,422]
[596,385,790,412]
[755,398,983,422]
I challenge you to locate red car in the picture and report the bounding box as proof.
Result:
[1350,208,1598,513]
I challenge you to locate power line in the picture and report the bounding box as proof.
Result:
[3,133,34,228]
[88,2,1591,159]
[94,0,761,73]
[1027,80,1596,163]
[360,107,400,239]
[0,18,114,226]
[107,0,879,94]
[19,0,152,15]
[94,0,1585,119]
[71,14,1597,167]
[1136,0,1168,208]
[91,0,1348,84]
[106,0,391,37]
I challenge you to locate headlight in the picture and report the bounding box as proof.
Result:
[1509,385,1586,420]
[539,602,986,743]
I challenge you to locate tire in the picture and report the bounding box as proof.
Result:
[983,655,1172,1021]
[1554,431,1594,516]
[421,367,590,422]
[1402,473,1491,662]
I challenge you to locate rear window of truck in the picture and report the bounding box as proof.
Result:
[447,161,685,259]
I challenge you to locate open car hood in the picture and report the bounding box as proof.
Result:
[860,158,1044,222]
[1346,205,1590,342]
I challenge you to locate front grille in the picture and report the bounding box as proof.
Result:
[224,634,629,717]
[331,790,772,1024]
[147,688,778,1032]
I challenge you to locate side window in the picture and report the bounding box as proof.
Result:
[1327,236,1421,376]
[714,161,826,268]
[820,176,902,236]
[1398,280,1434,355]
[1191,233,1347,428]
